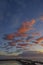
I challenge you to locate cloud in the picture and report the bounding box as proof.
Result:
[18,19,35,33]
[22,44,37,51]
[8,42,16,46]
[17,43,28,47]
[40,44,43,46]
[18,26,32,34]
[3,33,29,41]
[3,33,15,40]
[32,32,41,36]
[32,41,39,44]
[15,33,21,37]
[16,44,33,50]
[36,37,43,43]
[25,40,30,42]
[29,19,35,26]
[16,45,22,48]
[28,44,33,46]
[0,51,7,55]
[16,40,22,43]
[24,36,34,43]
[26,36,34,40]
[16,43,33,49]
[40,16,43,21]
[14,33,28,38]
[20,33,28,37]
[7,52,23,56]
[21,47,27,50]
[32,37,43,44]
[0,50,22,56]
[22,19,35,27]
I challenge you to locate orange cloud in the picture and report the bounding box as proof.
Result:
[4,33,15,40]
[18,19,35,33]
[18,26,32,34]
[15,33,28,37]
[22,19,35,27]
[36,37,43,42]
[29,19,35,26]
[21,47,27,50]
[32,37,43,44]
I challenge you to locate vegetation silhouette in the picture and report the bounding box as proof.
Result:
[0,59,43,65]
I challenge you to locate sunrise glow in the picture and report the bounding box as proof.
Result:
[0,0,43,57]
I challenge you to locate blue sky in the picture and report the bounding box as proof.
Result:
[0,0,43,55]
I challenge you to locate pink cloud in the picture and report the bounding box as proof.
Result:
[36,37,43,42]
[18,19,35,33]
[4,33,15,40]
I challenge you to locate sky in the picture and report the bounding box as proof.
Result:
[0,0,43,56]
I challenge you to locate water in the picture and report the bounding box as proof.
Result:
[0,60,43,65]
[0,61,22,65]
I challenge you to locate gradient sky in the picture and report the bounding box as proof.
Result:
[0,0,43,55]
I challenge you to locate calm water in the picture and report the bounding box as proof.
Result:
[0,61,43,65]
[0,61,22,65]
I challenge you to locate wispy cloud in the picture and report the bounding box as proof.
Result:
[3,33,15,40]
[32,32,41,36]
[8,42,16,46]
[0,51,6,55]
[0,50,23,56]
[17,43,28,47]
[36,37,43,43]
[26,36,34,40]
[20,33,28,37]
[40,44,43,46]
[40,16,43,21]
[18,19,36,33]
[32,37,43,44]
[32,41,39,44]
[2,17,43,54]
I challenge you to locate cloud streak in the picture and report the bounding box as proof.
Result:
[36,37,43,43]
[3,33,15,40]
[32,32,41,36]
[18,19,35,33]
[40,44,43,46]
[32,37,43,44]
[8,42,16,46]
[17,43,28,47]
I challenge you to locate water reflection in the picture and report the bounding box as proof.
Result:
[0,61,22,65]
[0,60,43,65]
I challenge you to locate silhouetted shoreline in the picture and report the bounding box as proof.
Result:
[0,58,43,65]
